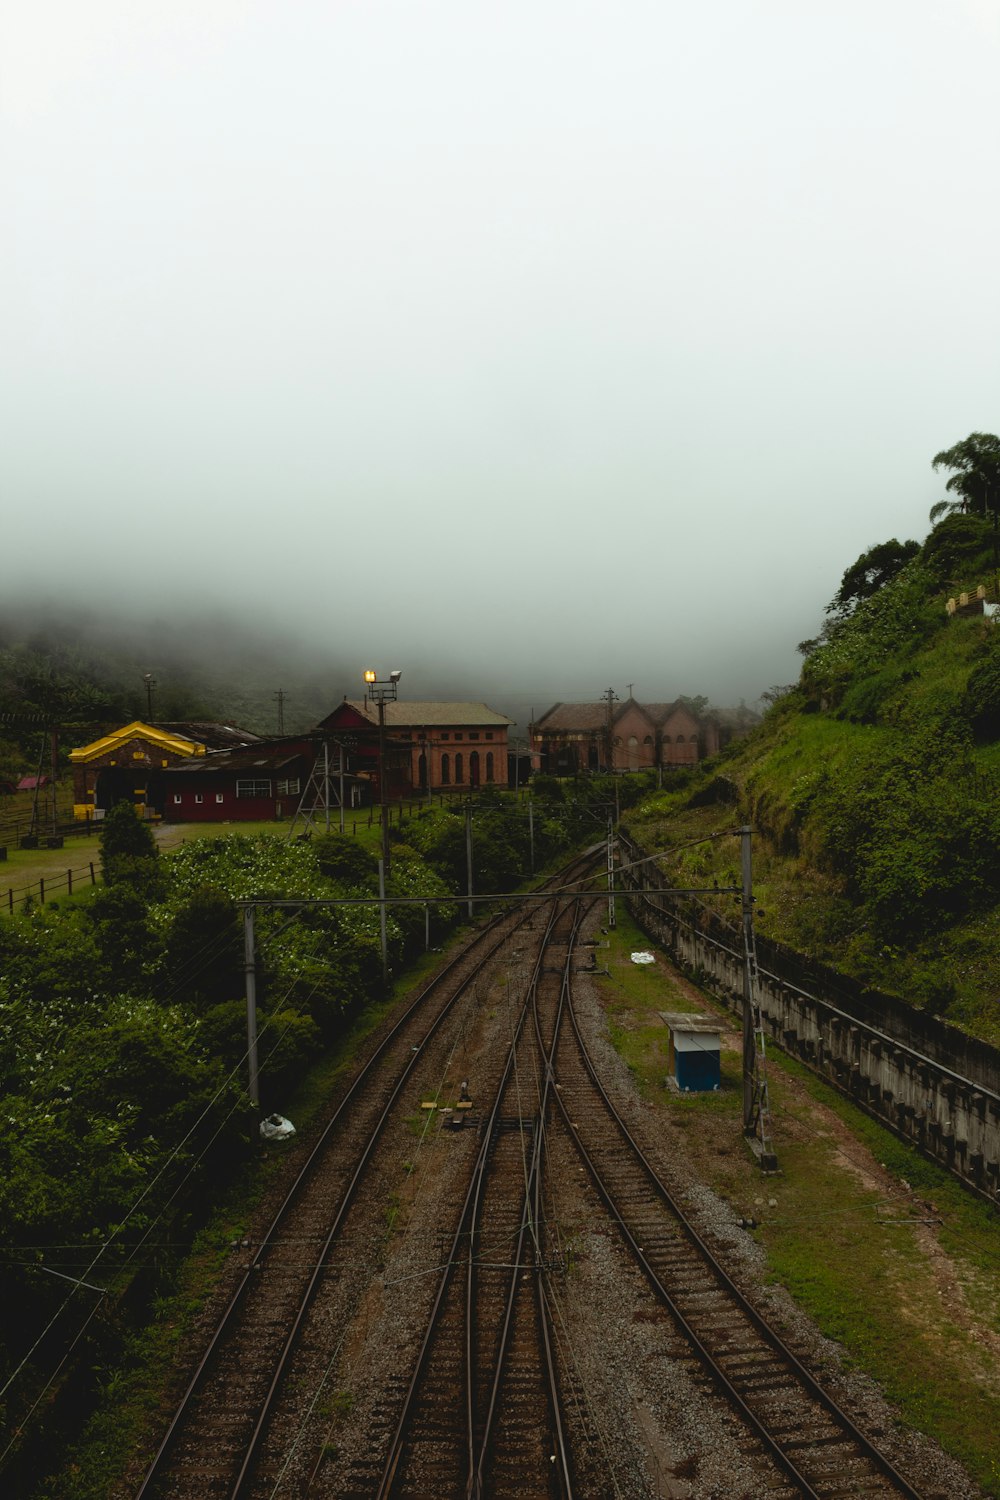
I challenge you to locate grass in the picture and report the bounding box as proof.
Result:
[594,908,1000,1497]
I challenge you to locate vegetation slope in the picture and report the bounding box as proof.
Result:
[625,506,1000,1044]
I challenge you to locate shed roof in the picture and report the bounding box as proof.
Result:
[659,1011,723,1034]
[168,746,303,775]
[151,721,261,750]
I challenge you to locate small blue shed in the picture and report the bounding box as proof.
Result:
[661,1012,722,1092]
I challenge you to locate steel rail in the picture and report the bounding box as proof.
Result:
[135,852,596,1500]
[374,898,567,1499]
[467,900,589,1500]
[553,910,925,1500]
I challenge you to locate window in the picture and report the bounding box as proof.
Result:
[277,777,300,796]
[216,793,225,804]
[468,731,480,740]
[485,751,494,782]
[485,732,494,741]
[236,779,272,798]
[454,732,463,741]
[441,753,450,785]
[440,732,450,741]
[643,735,652,745]
[195,794,203,805]
[455,752,464,783]
[173,794,182,804]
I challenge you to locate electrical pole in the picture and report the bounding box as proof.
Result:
[378,857,388,980]
[243,906,260,1107]
[465,803,474,919]
[274,689,286,735]
[607,815,616,928]
[740,826,777,1171]
[143,673,157,719]
[364,669,401,877]
[603,686,618,774]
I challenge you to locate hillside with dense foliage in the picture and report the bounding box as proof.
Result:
[624,509,1000,1044]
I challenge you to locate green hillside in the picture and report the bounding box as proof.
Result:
[624,507,1000,1045]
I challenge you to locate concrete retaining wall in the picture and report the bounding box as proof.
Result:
[619,836,1000,1204]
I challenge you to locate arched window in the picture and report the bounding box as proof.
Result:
[455,752,464,783]
[469,750,480,788]
[675,734,685,744]
[643,734,652,745]
[485,751,494,782]
[441,753,450,785]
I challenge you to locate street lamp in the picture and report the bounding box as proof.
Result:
[363,668,401,876]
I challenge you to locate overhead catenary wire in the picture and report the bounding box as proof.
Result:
[0,921,336,1455]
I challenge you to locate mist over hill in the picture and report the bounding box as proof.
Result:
[0,594,759,776]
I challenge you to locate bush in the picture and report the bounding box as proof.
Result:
[312,835,379,887]
[99,803,163,896]
[921,513,993,587]
[963,644,1000,741]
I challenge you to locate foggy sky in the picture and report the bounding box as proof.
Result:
[3,0,999,727]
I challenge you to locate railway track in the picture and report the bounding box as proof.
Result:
[137,873,935,1499]
[374,896,583,1500]
[135,853,596,1500]
[543,909,927,1500]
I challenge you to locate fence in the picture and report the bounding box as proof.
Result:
[2,862,99,912]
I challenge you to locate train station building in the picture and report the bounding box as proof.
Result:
[531,697,720,775]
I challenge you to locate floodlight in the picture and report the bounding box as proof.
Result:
[363,669,376,684]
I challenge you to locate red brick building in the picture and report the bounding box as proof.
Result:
[531,698,720,775]
[317,700,512,797]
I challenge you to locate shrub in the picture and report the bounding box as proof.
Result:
[963,644,1000,741]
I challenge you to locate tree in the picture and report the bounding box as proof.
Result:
[826,539,919,618]
[930,432,1000,522]
[99,800,163,895]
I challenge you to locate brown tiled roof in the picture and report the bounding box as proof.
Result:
[342,701,510,728]
[535,700,701,731]
[533,702,609,731]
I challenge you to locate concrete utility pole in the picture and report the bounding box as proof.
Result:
[607,815,616,928]
[740,826,777,1171]
[378,857,388,980]
[243,905,260,1107]
[274,689,286,735]
[465,804,474,919]
[528,794,534,872]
